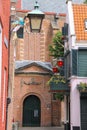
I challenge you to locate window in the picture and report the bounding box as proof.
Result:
[71,49,87,77]
[78,49,87,77]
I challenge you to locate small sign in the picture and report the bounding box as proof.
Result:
[34,110,38,117]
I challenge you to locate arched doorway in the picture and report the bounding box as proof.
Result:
[23,95,41,127]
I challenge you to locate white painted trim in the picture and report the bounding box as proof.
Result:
[67,1,75,36]
[67,1,76,47]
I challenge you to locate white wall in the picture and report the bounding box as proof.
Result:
[66,0,76,50]
[70,78,80,130]
[70,77,87,130]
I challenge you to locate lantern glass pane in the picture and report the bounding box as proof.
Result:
[31,17,41,30]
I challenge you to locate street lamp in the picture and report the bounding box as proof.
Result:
[57,58,64,67]
[52,58,64,74]
[27,1,45,32]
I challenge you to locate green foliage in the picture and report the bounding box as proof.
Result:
[49,31,64,58]
[77,82,87,91]
[84,0,87,3]
[48,31,65,92]
[55,92,64,101]
[47,75,66,85]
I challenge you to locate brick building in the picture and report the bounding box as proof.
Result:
[0,0,10,130]
[7,1,66,130]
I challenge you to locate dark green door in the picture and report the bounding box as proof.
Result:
[23,95,41,127]
[81,93,87,130]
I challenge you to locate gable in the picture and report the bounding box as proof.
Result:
[15,60,53,75]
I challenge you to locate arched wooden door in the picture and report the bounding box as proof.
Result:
[23,95,41,127]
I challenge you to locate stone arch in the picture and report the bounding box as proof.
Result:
[22,95,41,126]
[20,92,46,126]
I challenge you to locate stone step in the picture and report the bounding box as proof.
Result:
[19,126,64,130]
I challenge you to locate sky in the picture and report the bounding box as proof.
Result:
[22,0,84,14]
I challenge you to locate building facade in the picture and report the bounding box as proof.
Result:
[7,1,66,130]
[0,0,10,130]
[63,0,87,130]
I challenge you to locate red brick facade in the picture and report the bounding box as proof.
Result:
[0,0,10,130]
[14,66,52,126]
[7,1,66,130]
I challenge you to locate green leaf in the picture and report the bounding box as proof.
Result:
[49,31,64,58]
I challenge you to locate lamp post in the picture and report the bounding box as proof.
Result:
[27,1,45,32]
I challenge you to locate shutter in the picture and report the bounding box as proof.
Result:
[64,23,68,36]
[72,49,77,76]
[64,51,71,78]
[62,23,68,36]
[78,49,87,77]
[62,27,65,36]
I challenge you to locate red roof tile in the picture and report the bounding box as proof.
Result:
[73,4,87,40]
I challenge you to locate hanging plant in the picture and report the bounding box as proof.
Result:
[47,75,66,86]
[77,82,87,92]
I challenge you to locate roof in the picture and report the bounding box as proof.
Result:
[15,60,52,72]
[21,0,84,14]
[73,4,87,40]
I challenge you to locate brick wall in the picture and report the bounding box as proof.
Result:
[8,8,66,130]
[15,18,53,62]
[0,0,10,130]
[13,70,52,126]
[52,100,61,126]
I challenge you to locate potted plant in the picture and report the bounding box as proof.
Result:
[47,75,66,86]
[77,82,87,92]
